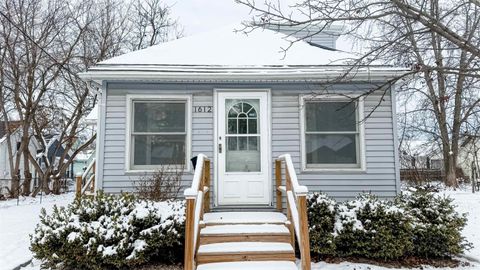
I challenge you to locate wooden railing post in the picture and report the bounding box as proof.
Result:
[275,159,282,211]
[184,196,196,270]
[75,174,82,199]
[285,166,295,248]
[203,159,211,213]
[91,161,96,193]
[298,194,311,270]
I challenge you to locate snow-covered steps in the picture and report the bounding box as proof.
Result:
[196,261,298,270]
[196,242,295,264]
[197,211,295,267]
[203,211,288,225]
[200,224,291,244]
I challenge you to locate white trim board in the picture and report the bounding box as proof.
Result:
[213,88,272,206]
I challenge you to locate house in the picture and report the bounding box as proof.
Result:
[36,135,75,180]
[79,24,405,203]
[79,24,406,269]
[0,121,40,195]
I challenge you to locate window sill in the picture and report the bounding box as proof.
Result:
[125,169,192,175]
[301,167,367,173]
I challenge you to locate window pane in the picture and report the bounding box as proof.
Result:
[226,136,261,172]
[228,119,237,134]
[248,137,258,151]
[134,102,185,132]
[227,137,238,151]
[305,102,356,132]
[306,134,357,165]
[238,119,247,134]
[248,119,257,134]
[238,136,248,150]
[133,135,186,166]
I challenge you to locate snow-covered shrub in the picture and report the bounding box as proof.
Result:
[397,189,471,258]
[332,194,413,260]
[30,192,185,269]
[307,191,470,261]
[307,193,337,257]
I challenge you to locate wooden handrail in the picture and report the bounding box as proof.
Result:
[184,155,211,270]
[276,154,311,270]
[76,159,96,198]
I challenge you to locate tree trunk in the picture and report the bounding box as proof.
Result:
[10,173,20,198]
[22,148,32,195]
[445,155,458,187]
[22,171,32,196]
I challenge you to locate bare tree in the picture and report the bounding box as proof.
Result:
[0,0,182,197]
[237,0,480,187]
[129,0,183,50]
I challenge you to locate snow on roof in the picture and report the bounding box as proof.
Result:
[98,24,354,67]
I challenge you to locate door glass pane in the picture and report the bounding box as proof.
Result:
[238,119,247,134]
[306,134,357,164]
[225,99,261,172]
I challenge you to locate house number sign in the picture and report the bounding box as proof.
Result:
[193,106,213,113]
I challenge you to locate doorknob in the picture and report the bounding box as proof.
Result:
[218,143,222,153]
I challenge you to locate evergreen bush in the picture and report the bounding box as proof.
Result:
[307,190,470,260]
[30,192,185,270]
[397,189,471,258]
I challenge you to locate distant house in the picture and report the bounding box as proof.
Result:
[458,136,480,180]
[36,135,75,180]
[0,121,40,194]
[80,24,407,204]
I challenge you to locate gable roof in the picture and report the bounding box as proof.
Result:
[80,25,408,82]
[99,25,352,66]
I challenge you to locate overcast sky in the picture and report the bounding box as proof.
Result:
[166,0,253,36]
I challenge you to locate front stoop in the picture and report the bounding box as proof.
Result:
[196,212,296,269]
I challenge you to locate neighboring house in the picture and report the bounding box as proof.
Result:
[80,24,406,204]
[0,121,40,194]
[36,135,75,180]
[400,140,444,170]
[73,150,95,177]
[458,136,480,180]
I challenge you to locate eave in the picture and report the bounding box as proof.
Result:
[79,65,410,85]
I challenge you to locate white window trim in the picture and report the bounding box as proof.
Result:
[125,94,192,173]
[299,94,366,172]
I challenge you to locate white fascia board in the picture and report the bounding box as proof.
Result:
[79,67,409,83]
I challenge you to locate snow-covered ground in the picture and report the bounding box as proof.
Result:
[1,187,479,270]
[0,193,74,270]
[443,186,480,262]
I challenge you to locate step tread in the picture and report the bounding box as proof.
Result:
[198,242,294,254]
[197,261,298,270]
[204,212,287,225]
[201,224,289,236]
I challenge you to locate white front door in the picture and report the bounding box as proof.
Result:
[216,91,270,205]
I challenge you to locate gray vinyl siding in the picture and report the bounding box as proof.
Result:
[99,82,399,201]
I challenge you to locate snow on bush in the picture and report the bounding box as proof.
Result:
[30,192,185,270]
[396,189,472,258]
[308,191,470,260]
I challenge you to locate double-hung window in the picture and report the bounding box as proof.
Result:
[302,97,363,170]
[129,97,190,170]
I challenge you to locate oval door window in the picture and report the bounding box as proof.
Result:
[225,100,261,172]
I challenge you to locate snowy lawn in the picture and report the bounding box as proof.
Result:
[0,193,74,270]
[1,187,479,270]
[442,186,480,262]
